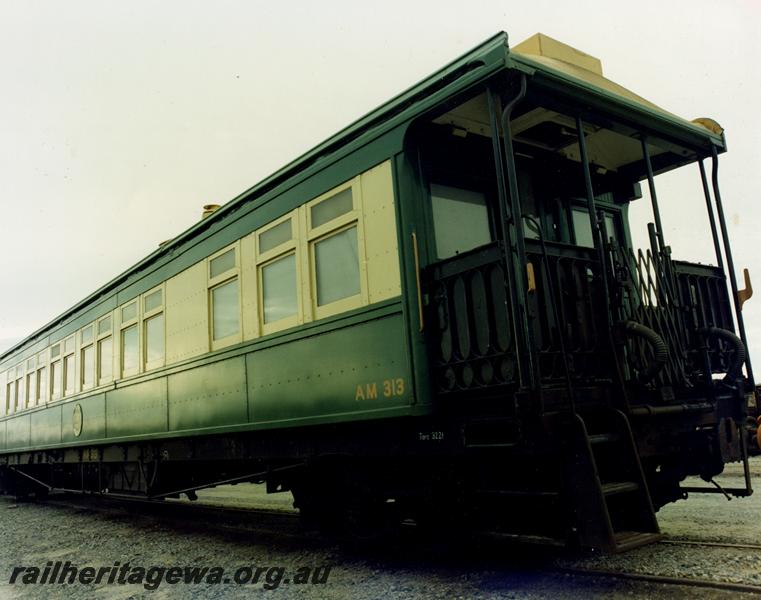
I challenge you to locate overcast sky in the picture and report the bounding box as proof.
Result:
[1,0,759,360]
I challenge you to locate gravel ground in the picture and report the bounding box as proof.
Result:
[0,458,759,599]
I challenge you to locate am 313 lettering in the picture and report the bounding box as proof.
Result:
[355,378,405,401]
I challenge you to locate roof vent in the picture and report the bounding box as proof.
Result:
[202,204,221,220]
[513,33,603,76]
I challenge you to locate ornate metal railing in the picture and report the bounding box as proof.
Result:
[426,242,518,395]
[524,240,611,386]
[609,241,736,392]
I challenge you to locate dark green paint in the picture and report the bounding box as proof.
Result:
[168,357,248,432]
[6,414,30,450]
[0,310,412,453]
[30,404,62,446]
[61,394,106,444]
[106,379,168,438]
[248,313,411,424]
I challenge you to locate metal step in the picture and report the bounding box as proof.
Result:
[613,530,663,552]
[601,481,639,496]
[475,489,560,498]
[588,433,621,445]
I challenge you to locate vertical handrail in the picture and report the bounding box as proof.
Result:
[487,85,524,388]
[499,75,543,405]
[576,116,629,410]
[710,146,754,386]
[698,160,724,269]
[640,137,666,252]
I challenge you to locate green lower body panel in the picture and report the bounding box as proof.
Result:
[30,404,62,446]
[248,313,411,424]
[106,378,168,439]
[62,394,105,444]
[168,356,248,431]
[0,309,414,452]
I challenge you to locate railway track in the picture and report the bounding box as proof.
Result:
[36,493,303,538]
[23,493,761,595]
[558,568,761,596]
[658,538,761,551]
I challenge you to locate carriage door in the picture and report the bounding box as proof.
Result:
[419,91,521,400]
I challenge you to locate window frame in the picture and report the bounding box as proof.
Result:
[207,242,242,350]
[15,363,25,411]
[62,335,76,397]
[97,314,114,385]
[142,284,165,371]
[36,349,48,405]
[79,324,95,392]
[255,211,301,335]
[25,356,36,409]
[120,300,140,378]
[305,178,368,320]
[49,342,62,401]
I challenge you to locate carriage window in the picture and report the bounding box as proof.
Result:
[98,337,112,382]
[262,253,297,323]
[145,314,165,365]
[16,368,24,410]
[259,219,292,254]
[604,213,617,243]
[306,180,364,319]
[315,226,360,306]
[98,316,112,337]
[143,287,165,369]
[81,344,94,390]
[36,365,47,404]
[97,315,113,384]
[122,325,139,376]
[144,289,163,313]
[25,371,35,408]
[63,353,75,396]
[211,279,240,341]
[51,360,62,399]
[430,183,491,259]
[311,189,353,228]
[121,302,137,323]
[571,208,594,248]
[210,249,236,279]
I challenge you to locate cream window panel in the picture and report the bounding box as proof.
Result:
[50,342,62,401]
[0,372,6,415]
[119,300,140,378]
[240,232,258,341]
[9,380,15,414]
[63,335,76,397]
[166,261,209,364]
[305,177,369,320]
[208,242,242,350]
[359,161,401,303]
[96,314,114,385]
[142,285,165,371]
[79,324,95,392]
[255,210,302,335]
[36,349,48,404]
[15,364,24,412]
[25,356,36,408]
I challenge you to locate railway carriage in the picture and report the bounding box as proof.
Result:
[0,32,757,552]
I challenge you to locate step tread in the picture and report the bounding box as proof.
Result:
[601,481,639,495]
[613,530,662,552]
[475,489,560,498]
